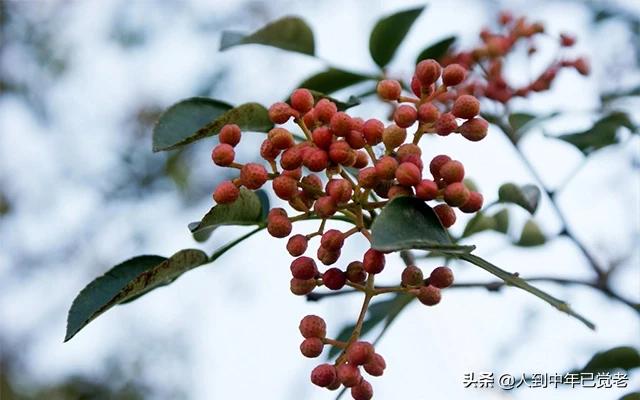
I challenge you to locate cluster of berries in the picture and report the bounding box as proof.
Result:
[209,56,485,398]
[441,12,589,103]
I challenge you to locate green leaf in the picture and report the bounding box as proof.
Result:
[516,219,546,247]
[498,183,541,214]
[369,6,425,68]
[152,97,232,152]
[189,188,265,240]
[327,295,411,359]
[554,112,636,155]
[462,212,497,238]
[601,85,640,104]
[298,68,374,95]
[370,196,474,253]
[579,346,640,373]
[620,393,640,400]
[155,102,273,152]
[415,36,456,64]
[65,249,208,341]
[456,253,595,329]
[508,113,536,132]
[492,209,510,234]
[220,16,315,55]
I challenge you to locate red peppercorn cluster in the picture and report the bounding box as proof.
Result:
[440,12,589,103]
[209,58,487,397]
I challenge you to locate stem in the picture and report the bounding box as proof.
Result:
[336,274,376,364]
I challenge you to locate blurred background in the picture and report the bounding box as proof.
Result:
[0,0,638,399]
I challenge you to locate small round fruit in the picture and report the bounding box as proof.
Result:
[240,163,269,189]
[287,234,308,256]
[415,179,438,200]
[395,162,422,186]
[311,364,337,387]
[439,160,465,183]
[382,124,407,150]
[290,278,316,296]
[375,156,399,180]
[219,124,241,146]
[290,88,314,113]
[452,94,480,119]
[444,182,471,207]
[430,266,454,288]
[434,204,456,227]
[314,196,338,218]
[211,143,235,166]
[416,59,442,86]
[435,112,458,136]
[442,64,467,86]
[458,117,488,141]
[291,256,318,280]
[272,175,299,200]
[268,101,295,124]
[299,315,326,338]
[363,353,386,377]
[376,79,402,101]
[362,249,385,274]
[346,261,367,283]
[429,154,451,179]
[346,341,374,365]
[363,118,384,145]
[320,229,345,251]
[351,380,373,400]
[323,267,346,290]
[393,105,418,128]
[337,363,362,387]
[213,181,239,204]
[459,191,484,213]
[401,265,424,286]
[417,285,442,306]
[300,337,324,358]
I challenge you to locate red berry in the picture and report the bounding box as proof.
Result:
[303,108,317,128]
[376,79,402,101]
[283,167,302,181]
[273,175,299,200]
[290,278,316,295]
[375,156,399,180]
[401,265,424,286]
[301,174,322,196]
[347,341,374,365]
[268,127,295,150]
[315,99,338,123]
[346,130,366,149]
[458,117,488,141]
[429,154,451,179]
[353,151,369,169]
[260,139,280,161]
[459,191,483,213]
[280,146,303,170]
[417,102,440,123]
[291,256,318,280]
[213,181,240,204]
[314,196,337,218]
[351,379,373,400]
[240,163,269,189]
[411,75,422,97]
[219,124,241,146]
[299,315,327,338]
[573,57,590,76]
[362,119,384,145]
[337,364,362,387]
[267,215,292,238]
[373,180,393,198]
[442,63,467,86]
[452,95,480,119]
[211,143,235,166]
[317,246,341,266]
[393,105,418,128]
[326,179,353,204]
[435,112,458,136]
[287,234,308,256]
[388,185,413,199]
[362,249,385,274]
[430,266,454,288]
[269,101,296,124]
[417,285,441,305]
[291,88,314,113]
[439,160,465,183]
[434,204,456,228]
[346,261,367,283]
[363,353,386,377]
[311,364,337,388]
[321,229,345,251]
[395,162,422,186]
[382,124,407,150]
[358,167,379,189]
[329,141,354,165]
[444,182,471,207]
[312,126,333,150]
[415,179,438,200]
[304,148,330,172]
[560,33,576,47]
[323,267,346,290]
[396,143,421,163]
[330,112,353,137]
[300,337,324,358]
[415,59,442,86]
